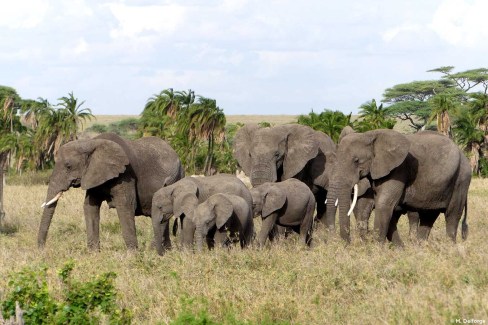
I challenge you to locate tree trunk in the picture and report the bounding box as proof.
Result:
[0,151,8,222]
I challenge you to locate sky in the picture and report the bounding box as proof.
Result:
[1,0,487,116]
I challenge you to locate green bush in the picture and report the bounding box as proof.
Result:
[1,261,131,324]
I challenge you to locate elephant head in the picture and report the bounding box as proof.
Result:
[151,178,199,255]
[250,183,286,218]
[38,138,129,247]
[234,124,320,186]
[191,193,238,252]
[326,129,410,241]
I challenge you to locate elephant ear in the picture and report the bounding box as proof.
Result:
[174,192,198,219]
[283,125,319,179]
[233,124,260,175]
[262,186,286,218]
[81,139,129,190]
[210,195,234,229]
[339,126,355,143]
[371,130,410,180]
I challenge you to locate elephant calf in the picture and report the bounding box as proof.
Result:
[251,178,316,246]
[190,193,254,251]
[151,174,253,255]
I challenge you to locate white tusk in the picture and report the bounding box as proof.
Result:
[335,198,338,207]
[324,199,327,204]
[41,192,63,208]
[347,184,358,217]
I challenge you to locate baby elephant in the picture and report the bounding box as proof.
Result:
[251,178,316,246]
[190,193,254,251]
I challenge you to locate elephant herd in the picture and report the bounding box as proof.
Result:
[38,124,471,255]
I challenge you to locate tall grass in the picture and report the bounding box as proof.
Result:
[1,180,487,324]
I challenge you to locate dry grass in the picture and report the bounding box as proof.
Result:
[1,180,488,324]
[82,115,298,131]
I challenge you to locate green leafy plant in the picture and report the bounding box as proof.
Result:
[1,261,131,324]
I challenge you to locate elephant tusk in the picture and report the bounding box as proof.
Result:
[347,184,358,217]
[335,198,338,207]
[41,192,63,208]
[324,199,327,204]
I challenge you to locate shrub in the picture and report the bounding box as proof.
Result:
[1,261,131,324]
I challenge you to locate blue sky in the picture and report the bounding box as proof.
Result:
[1,0,487,116]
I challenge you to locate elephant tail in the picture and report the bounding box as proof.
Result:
[461,200,468,241]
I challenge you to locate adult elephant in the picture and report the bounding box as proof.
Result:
[326,129,471,245]
[233,124,336,224]
[38,133,184,251]
[338,127,422,239]
[151,174,253,255]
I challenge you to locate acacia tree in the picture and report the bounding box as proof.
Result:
[382,80,453,130]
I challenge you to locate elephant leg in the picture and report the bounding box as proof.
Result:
[84,193,102,251]
[258,213,278,247]
[180,216,196,249]
[314,188,327,225]
[373,178,405,243]
[417,211,440,240]
[206,226,217,250]
[445,196,467,242]
[354,196,374,239]
[386,210,403,247]
[162,220,172,250]
[214,229,229,248]
[407,211,420,238]
[299,199,316,246]
[114,206,138,249]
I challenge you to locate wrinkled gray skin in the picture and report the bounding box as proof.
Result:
[190,193,254,251]
[38,133,184,251]
[326,129,471,245]
[151,174,253,255]
[338,127,421,239]
[234,124,335,225]
[251,178,316,246]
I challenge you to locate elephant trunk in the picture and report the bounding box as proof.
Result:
[38,184,64,248]
[338,187,352,243]
[195,224,204,252]
[250,162,276,186]
[326,182,353,242]
[325,185,338,231]
[151,213,166,256]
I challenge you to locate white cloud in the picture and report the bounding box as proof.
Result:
[0,0,49,29]
[107,3,186,38]
[430,0,488,47]
[382,24,423,42]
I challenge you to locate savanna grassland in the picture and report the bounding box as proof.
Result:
[1,178,487,324]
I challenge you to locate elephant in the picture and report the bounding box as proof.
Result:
[337,127,421,239]
[151,174,253,255]
[190,193,254,251]
[38,132,184,251]
[326,129,471,245]
[233,124,335,225]
[250,178,316,246]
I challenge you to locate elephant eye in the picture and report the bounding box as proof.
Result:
[353,157,359,165]
[65,163,72,170]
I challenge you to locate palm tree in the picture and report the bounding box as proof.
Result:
[428,93,457,137]
[0,86,23,222]
[56,92,93,140]
[452,107,485,174]
[297,110,352,143]
[185,97,226,175]
[355,99,396,132]
[140,88,182,137]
